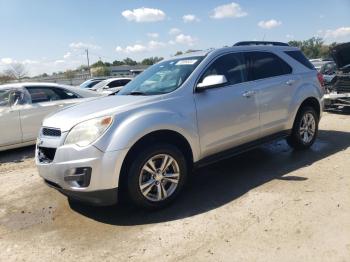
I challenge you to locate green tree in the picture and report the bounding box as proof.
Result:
[123,57,138,66]
[91,60,105,68]
[288,37,335,59]
[141,57,164,65]
[112,60,125,66]
[174,51,183,56]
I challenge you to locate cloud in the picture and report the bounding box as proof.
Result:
[22,59,39,65]
[0,58,15,65]
[258,19,282,29]
[69,42,101,50]
[169,28,181,35]
[175,34,197,46]
[148,40,166,50]
[211,2,247,19]
[286,34,294,39]
[122,7,166,22]
[63,52,71,59]
[183,14,200,23]
[323,27,350,39]
[116,40,166,54]
[54,60,65,64]
[147,32,159,38]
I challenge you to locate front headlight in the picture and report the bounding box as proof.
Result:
[64,116,113,147]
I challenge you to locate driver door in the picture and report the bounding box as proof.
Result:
[194,52,260,158]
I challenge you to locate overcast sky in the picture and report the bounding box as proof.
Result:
[0,0,349,76]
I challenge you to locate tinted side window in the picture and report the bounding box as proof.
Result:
[121,79,131,85]
[285,51,315,70]
[248,52,292,81]
[53,88,79,99]
[200,53,247,86]
[108,80,122,88]
[26,87,61,103]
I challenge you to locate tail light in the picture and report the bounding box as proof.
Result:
[317,72,325,88]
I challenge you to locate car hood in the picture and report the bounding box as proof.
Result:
[43,95,162,132]
[331,42,350,70]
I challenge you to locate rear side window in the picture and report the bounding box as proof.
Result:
[26,86,79,103]
[285,51,315,70]
[26,87,61,103]
[199,52,248,86]
[53,88,79,99]
[247,52,292,81]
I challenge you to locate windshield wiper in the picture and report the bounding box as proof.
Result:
[128,91,147,96]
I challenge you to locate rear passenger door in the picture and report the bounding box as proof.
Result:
[246,51,298,136]
[194,52,260,158]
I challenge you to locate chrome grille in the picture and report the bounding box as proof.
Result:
[42,128,61,137]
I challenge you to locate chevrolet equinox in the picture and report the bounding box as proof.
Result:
[36,41,324,209]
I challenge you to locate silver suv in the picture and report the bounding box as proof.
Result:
[36,42,324,209]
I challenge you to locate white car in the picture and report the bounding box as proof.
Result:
[0,82,101,151]
[90,78,132,94]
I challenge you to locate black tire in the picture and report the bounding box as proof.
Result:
[126,143,188,210]
[287,106,319,150]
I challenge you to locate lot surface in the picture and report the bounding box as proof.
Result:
[1,112,350,262]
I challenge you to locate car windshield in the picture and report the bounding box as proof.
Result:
[119,56,204,95]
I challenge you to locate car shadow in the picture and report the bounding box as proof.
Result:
[69,130,350,226]
[0,145,35,164]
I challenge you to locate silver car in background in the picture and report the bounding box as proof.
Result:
[0,82,101,151]
[90,78,133,94]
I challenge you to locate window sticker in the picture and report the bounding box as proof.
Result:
[176,59,198,65]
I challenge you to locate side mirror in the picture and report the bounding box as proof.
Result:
[197,75,228,90]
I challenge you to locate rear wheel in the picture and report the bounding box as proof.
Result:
[287,106,318,150]
[126,143,188,209]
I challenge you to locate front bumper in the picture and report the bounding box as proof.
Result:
[44,179,118,206]
[36,131,129,206]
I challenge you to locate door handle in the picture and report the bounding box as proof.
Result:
[242,90,256,98]
[286,79,296,86]
[58,104,65,107]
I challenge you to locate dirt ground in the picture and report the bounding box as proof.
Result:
[1,111,350,262]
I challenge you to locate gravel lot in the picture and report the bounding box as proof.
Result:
[1,111,350,262]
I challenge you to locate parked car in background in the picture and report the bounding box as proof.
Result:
[37,41,324,209]
[324,42,350,108]
[79,78,105,89]
[91,77,133,94]
[310,60,337,85]
[0,83,102,151]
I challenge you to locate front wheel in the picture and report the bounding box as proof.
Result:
[287,106,319,150]
[126,144,188,209]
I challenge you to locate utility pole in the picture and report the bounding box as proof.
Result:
[85,49,91,78]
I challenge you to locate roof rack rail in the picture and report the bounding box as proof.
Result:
[234,41,289,47]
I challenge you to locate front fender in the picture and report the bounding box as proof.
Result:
[95,108,201,162]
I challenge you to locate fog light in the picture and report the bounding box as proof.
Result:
[64,167,91,187]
